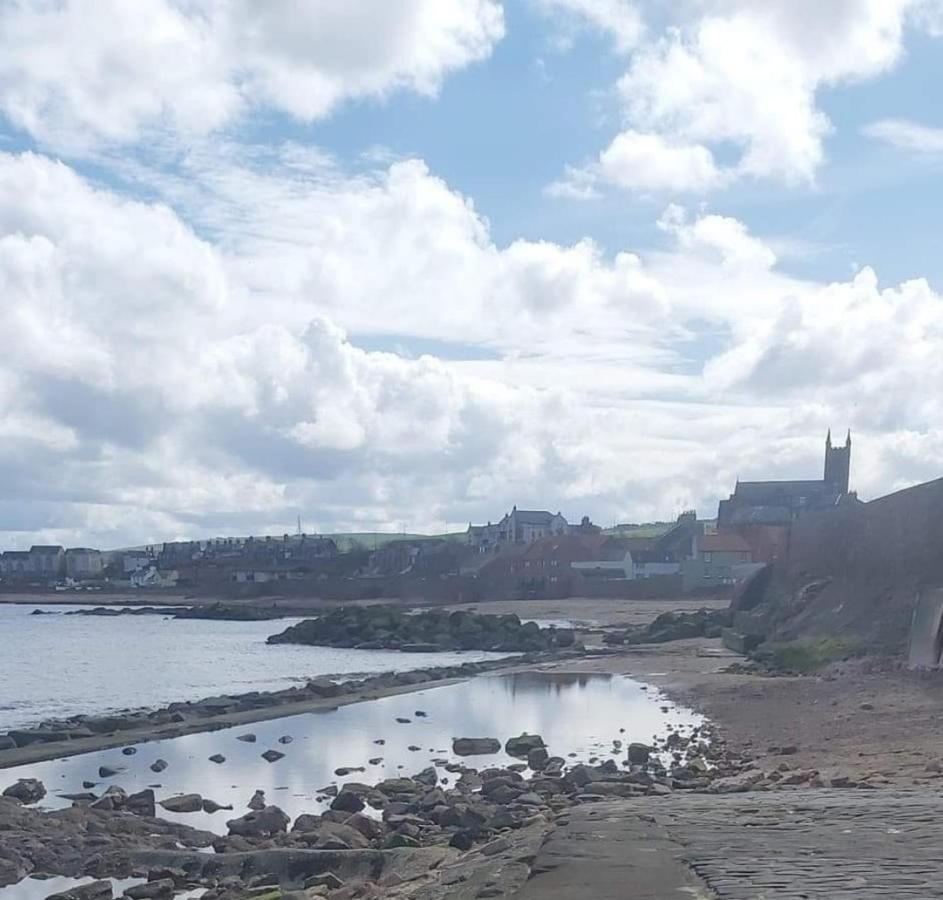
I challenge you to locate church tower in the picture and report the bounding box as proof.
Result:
[824,430,851,494]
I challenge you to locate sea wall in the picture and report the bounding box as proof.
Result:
[769,477,943,651]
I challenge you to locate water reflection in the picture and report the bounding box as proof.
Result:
[2,673,701,834]
[0,876,142,900]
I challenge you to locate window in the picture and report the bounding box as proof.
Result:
[703,551,713,563]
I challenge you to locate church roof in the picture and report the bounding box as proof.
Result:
[732,479,835,502]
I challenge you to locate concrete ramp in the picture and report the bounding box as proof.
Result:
[908,588,943,668]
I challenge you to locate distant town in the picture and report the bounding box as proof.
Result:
[0,432,858,601]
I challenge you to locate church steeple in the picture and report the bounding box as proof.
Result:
[824,428,851,494]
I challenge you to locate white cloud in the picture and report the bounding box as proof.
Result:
[864,118,943,154]
[1,146,941,547]
[657,204,777,270]
[533,0,645,51]
[551,130,724,195]
[553,0,927,194]
[0,0,505,152]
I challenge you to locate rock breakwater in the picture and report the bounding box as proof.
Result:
[267,607,576,653]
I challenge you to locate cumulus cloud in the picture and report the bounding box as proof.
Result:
[1,146,941,547]
[549,130,724,196]
[552,0,928,194]
[0,0,505,152]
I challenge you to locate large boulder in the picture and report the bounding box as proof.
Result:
[159,793,203,814]
[453,737,501,757]
[2,779,46,805]
[330,790,365,814]
[505,734,545,758]
[226,805,290,837]
[627,743,652,765]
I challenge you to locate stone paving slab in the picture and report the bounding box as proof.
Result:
[517,790,943,899]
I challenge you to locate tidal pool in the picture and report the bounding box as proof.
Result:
[2,672,702,833]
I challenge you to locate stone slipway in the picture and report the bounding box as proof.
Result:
[513,790,943,899]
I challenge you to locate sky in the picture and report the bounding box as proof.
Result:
[2,0,943,549]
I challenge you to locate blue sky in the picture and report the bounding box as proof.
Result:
[1,0,943,548]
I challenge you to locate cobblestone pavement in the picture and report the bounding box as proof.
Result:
[517,789,943,899]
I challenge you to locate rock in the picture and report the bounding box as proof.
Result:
[208,754,226,764]
[505,734,545,758]
[627,743,652,765]
[46,880,113,900]
[121,747,137,756]
[383,833,420,849]
[331,790,365,814]
[202,798,234,813]
[278,735,293,744]
[395,717,412,724]
[453,737,501,756]
[227,805,290,837]
[236,733,257,743]
[368,757,384,765]
[415,710,428,717]
[450,829,477,851]
[98,766,122,779]
[261,749,285,763]
[159,793,203,813]
[311,822,370,850]
[305,873,344,891]
[123,879,175,899]
[306,677,343,697]
[334,766,365,776]
[248,790,266,810]
[710,770,765,794]
[149,759,168,773]
[3,778,46,805]
[415,767,438,787]
[126,789,156,817]
[346,812,385,841]
[376,777,421,795]
[528,747,549,770]
[0,736,17,751]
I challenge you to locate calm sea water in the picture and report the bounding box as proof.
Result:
[1,672,701,833]
[0,604,507,731]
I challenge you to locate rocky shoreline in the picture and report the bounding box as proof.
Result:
[2,709,860,900]
[32,603,293,621]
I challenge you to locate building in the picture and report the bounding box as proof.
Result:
[467,507,570,550]
[683,532,756,590]
[717,431,853,528]
[0,551,31,580]
[27,545,65,579]
[64,548,103,580]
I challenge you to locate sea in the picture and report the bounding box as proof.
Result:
[0,604,509,733]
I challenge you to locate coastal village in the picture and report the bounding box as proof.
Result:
[6,430,943,900]
[0,431,855,602]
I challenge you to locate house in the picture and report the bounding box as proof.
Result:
[683,532,755,590]
[122,550,156,575]
[467,506,570,549]
[65,548,103,580]
[511,534,608,584]
[27,546,65,579]
[572,538,634,579]
[130,566,179,588]
[718,432,853,527]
